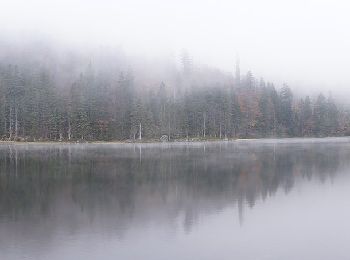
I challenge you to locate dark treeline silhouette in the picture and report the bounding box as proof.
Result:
[1,47,350,141]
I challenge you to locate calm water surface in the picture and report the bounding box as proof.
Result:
[1,138,350,260]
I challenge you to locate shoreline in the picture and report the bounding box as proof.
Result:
[0,136,349,146]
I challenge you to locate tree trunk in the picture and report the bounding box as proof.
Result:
[9,106,12,139]
[68,118,71,140]
[15,107,18,138]
[168,121,171,141]
[4,111,7,138]
[203,112,206,138]
[139,123,142,140]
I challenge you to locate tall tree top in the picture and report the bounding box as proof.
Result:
[235,55,240,87]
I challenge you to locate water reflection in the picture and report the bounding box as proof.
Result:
[0,139,349,259]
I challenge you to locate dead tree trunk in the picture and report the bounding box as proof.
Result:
[15,107,18,138]
[139,123,142,140]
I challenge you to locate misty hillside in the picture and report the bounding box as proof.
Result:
[0,42,350,141]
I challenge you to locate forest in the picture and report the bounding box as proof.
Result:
[0,45,349,142]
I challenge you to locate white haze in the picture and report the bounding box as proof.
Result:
[1,0,350,99]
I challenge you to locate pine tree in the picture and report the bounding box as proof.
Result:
[70,75,91,140]
[300,96,313,136]
[279,84,294,136]
[325,94,339,135]
[312,94,328,136]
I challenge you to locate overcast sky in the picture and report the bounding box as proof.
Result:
[1,0,350,96]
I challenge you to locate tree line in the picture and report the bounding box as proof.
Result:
[0,58,350,141]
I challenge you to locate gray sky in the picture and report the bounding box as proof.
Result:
[1,0,350,96]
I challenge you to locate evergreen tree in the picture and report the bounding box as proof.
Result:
[312,94,328,136]
[0,57,349,141]
[326,94,339,135]
[300,96,313,136]
[70,74,91,140]
[279,85,294,135]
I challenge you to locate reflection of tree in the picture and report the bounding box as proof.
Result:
[0,142,348,239]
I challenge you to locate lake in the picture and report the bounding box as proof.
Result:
[1,138,350,260]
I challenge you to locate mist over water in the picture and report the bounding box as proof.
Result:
[1,1,350,258]
[1,139,350,259]
[1,0,350,97]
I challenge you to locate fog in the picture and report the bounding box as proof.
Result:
[1,0,350,97]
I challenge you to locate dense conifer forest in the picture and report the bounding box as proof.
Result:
[0,45,349,141]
